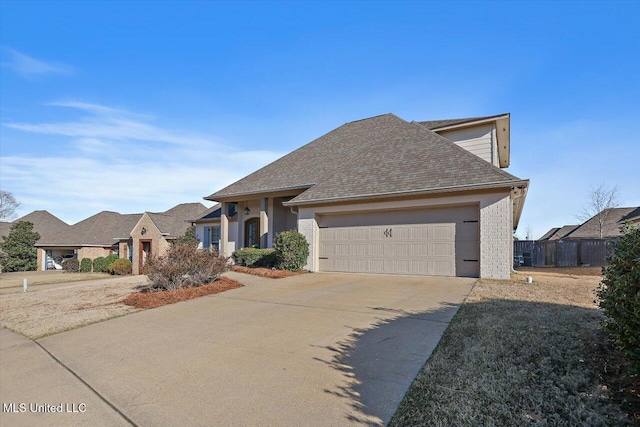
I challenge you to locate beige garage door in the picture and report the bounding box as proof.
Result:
[318,206,479,277]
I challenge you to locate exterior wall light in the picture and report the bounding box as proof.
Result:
[141,227,147,235]
[244,207,250,215]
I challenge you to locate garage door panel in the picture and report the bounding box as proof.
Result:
[318,206,479,277]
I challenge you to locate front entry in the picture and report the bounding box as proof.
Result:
[139,240,152,273]
[244,218,260,248]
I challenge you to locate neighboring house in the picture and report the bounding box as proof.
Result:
[565,207,640,239]
[537,224,579,241]
[0,211,71,269]
[35,203,208,274]
[189,204,226,252]
[204,113,529,279]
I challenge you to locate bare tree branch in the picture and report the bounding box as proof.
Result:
[576,184,620,238]
[0,190,21,221]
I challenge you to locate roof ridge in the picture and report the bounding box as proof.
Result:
[345,113,402,125]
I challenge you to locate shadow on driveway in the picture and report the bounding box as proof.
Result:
[315,303,460,425]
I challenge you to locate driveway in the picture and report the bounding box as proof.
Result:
[1,272,475,426]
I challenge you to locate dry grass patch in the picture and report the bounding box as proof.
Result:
[122,277,243,309]
[231,265,307,279]
[0,276,146,339]
[390,273,633,426]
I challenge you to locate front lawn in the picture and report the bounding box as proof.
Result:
[390,270,636,426]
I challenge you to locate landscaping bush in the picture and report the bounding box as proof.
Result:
[62,259,79,272]
[273,230,309,271]
[142,243,229,290]
[104,254,119,271]
[598,225,640,373]
[0,221,40,272]
[80,258,92,272]
[109,258,132,275]
[92,257,107,273]
[232,248,276,268]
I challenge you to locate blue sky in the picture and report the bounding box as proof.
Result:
[1,1,638,238]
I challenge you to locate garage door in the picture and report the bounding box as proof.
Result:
[318,206,479,277]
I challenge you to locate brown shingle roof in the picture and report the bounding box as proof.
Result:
[538,224,579,241]
[0,211,70,244]
[566,207,640,239]
[207,114,526,205]
[34,203,208,246]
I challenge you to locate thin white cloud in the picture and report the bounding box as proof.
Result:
[4,110,215,147]
[1,101,284,223]
[1,47,73,77]
[48,101,155,119]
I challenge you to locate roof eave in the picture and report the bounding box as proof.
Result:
[205,185,313,203]
[283,179,529,207]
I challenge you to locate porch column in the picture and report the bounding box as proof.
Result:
[220,202,230,256]
[267,198,274,247]
[260,197,268,248]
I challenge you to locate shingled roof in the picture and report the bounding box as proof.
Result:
[538,224,579,241]
[0,210,71,244]
[34,203,208,246]
[206,113,526,205]
[566,207,640,239]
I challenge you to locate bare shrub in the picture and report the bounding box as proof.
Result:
[142,244,229,291]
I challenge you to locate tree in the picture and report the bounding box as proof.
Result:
[0,221,40,272]
[577,184,620,238]
[173,226,199,248]
[597,225,640,373]
[0,190,20,221]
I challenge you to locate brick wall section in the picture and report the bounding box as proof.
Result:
[77,247,112,262]
[479,194,512,279]
[131,214,170,274]
[297,216,318,271]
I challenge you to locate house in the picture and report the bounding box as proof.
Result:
[34,203,208,274]
[0,211,71,270]
[203,113,529,279]
[565,207,640,239]
[537,224,579,241]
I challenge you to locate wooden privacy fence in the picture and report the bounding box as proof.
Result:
[514,239,615,267]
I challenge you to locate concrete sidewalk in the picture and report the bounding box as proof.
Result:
[2,272,474,426]
[0,328,130,426]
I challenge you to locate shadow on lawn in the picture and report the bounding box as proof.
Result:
[313,303,461,426]
[317,299,635,426]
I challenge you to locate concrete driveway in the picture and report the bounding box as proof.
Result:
[1,272,475,426]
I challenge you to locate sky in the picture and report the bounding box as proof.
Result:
[1,1,639,239]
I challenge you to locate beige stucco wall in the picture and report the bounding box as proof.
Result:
[296,190,513,279]
[130,214,170,275]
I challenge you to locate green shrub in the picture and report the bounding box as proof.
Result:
[104,254,119,272]
[0,221,40,272]
[597,225,640,373]
[143,243,229,290]
[110,258,132,275]
[62,259,79,272]
[92,256,107,273]
[232,248,276,267]
[80,258,92,272]
[273,230,309,271]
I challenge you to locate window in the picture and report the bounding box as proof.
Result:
[204,226,221,251]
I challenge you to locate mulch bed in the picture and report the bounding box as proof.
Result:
[122,277,243,309]
[231,265,308,279]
